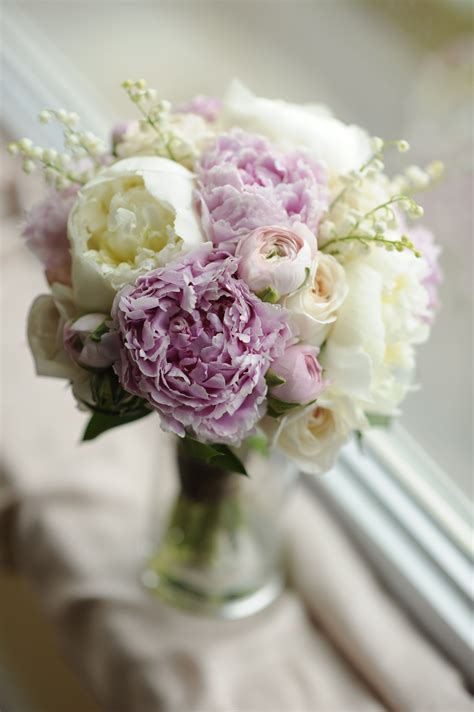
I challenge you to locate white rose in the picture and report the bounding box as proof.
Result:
[274,394,366,475]
[283,252,348,346]
[68,156,204,312]
[27,283,78,380]
[321,248,430,414]
[220,80,371,175]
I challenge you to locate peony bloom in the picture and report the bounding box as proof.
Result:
[196,130,328,251]
[63,314,120,371]
[176,95,222,123]
[68,156,204,312]
[22,188,79,285]
[321,248,430,415]
[274,395,366,475]
[283,252,349,346]
[113,244,292,444]
[409,225,442,323]
[235,223,316,300]
[220,80,371,175]
[269,344,326,405]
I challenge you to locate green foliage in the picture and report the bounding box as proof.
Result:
[255,286,279,304]
[267,396,316,419]
[183,437,248,476]
[366,413,392,428]
[245,434,269,457]
[265,369,286,388]
[82,409,151,441]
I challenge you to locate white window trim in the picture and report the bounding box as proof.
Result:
[3,4,473,685]
[308,428,473,685]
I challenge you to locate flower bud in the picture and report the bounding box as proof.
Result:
[268,344,326,405]
[63,314,119,370]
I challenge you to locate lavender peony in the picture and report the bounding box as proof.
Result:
[176,95,222,122]
[195,130,328,251]
[113,244,292,444]
[23,188,78,285]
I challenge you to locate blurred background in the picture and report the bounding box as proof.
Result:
[1,1,473,711]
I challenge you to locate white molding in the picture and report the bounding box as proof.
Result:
[309,436,473,685]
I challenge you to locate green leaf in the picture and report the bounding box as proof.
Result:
[245,434,269,457]
[366,413,392,428]
[355,430,364,452]
[267,396,316,418]
[255,286,280,304]
[89,320,110,343]
[183,437,248,476]
[82,410,151,441]
[265,369,286,388]
[297,266,311,290]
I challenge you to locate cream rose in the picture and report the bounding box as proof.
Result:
[275,395,366,475]
[283,253,348,346]
[220,80,371,175]
[68,156,204,312]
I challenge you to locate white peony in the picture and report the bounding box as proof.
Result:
[283,252,348,346]
[321,247,430,415]
[68,156,204,312]
[219,80,371,175]
[273,394,366,475]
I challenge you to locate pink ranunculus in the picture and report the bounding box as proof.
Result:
[269,344,326,405]
[63,314,120,371]
[196,130,328,252]
[236,223,317,300]
[112,244,292,445]
[409,225,442,323]
[22,188,79,285]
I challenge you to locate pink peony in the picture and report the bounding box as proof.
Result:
[236,223,317,300]
[112,244,292,444]
[269,344,326,405]
[176,95,222,122]
[195,130,328,252]
[22,188,78,285]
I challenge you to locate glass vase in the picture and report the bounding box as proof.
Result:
[143,439,297,619]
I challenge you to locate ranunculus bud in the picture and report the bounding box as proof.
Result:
[235,224,317,301]
[63,314,119,371]
[268,343,326,405]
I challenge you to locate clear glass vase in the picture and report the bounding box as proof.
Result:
[143,439,297,619]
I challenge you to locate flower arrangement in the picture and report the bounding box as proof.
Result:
[10,79,442,477]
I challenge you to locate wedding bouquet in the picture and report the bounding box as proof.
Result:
[10,80,442,477]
